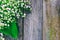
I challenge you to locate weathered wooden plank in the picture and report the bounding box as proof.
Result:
[43,0,60,40]
[24,0,43,40]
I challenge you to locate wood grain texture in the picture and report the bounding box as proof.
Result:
[24,0,43,40]
[43,0,60,40]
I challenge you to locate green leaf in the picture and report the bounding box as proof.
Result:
[10,21,18,38]
[0,21,18,38]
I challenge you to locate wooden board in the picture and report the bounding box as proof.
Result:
[43,0,60,40]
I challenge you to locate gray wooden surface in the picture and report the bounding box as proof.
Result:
[24,0,43,40]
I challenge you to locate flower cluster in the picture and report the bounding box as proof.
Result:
[0,0,31,29]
